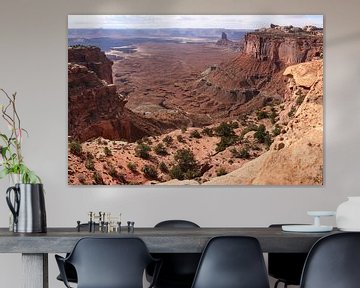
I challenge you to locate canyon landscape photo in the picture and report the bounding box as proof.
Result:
[68,15,324,185]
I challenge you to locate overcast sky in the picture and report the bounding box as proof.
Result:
[68,15,323,29]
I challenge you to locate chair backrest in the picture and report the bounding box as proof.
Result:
[67,237,154,288]
[191,236,270,288]
[300,232,360,288]
[152,220,201,286]
[155,220,200,228]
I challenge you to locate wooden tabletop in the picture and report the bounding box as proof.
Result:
[0,227,339,253]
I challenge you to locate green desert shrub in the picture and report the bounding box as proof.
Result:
[142,165,158,180]
[104,146,112,156]
[230,147,250,159]
[254,124,267,143]
[216,136,238,152]
[170,149,199,180]
[239,147,250,159]
[127,162,137,172]
[85,158,95,171]
[254,125,273,148]
[162,135,173,146]
[215,122,237,137]
[190,130,201,139]
[159,162,169,173]
[93,171,104,185]
[169,165,184,180]
[216,167,228,176]
[256,110,269,120]
[202,127,214,137]
[240,124,258,139]
[154,143,168,156]
[272,125,281,137]
[176,135,186,143]
[288,106,296,118]
[85,151,94,159]
[264,134,273,148]
[269,109,278,124]
[69,141,82,156]
[230,121,239,129]
[296,94,306,105]
[135,143,151,159]
[108,165,118,178]
[214,122,239,152]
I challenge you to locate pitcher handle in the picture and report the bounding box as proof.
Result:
[6,186,20,224]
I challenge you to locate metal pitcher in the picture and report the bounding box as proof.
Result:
[6,183,47,233]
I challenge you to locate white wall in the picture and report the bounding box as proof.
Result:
[0,0,360,287]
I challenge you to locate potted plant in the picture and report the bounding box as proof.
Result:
[0,88,46,233]
[0,89,40,183]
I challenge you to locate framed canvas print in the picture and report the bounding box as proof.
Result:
[68,15,323,185]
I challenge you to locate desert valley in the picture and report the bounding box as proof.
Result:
[68,23,323,185]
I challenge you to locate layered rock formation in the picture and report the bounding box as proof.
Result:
[185,25,323,119]
[205,60,323,185]
[244,25,323,66]
[68,63,124,141]
[69,46,114,84]
[68,46,161,142]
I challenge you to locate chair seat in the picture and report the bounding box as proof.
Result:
[151,253,200,288]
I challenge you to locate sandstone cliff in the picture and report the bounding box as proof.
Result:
[244,25,323,66]
[69,46,114,84]
[205,60,323,185]
[68,63,122,141]
[68,46,161,142]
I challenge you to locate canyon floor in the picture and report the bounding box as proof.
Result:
[113,42,239,129]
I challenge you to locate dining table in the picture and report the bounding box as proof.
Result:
[0,226,339,288]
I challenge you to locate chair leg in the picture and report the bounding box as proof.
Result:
[274,280,289,288]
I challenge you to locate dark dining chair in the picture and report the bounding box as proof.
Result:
[191,236,270,288]
[300,232,360,288]
[56,262,77,284]
[268,224,308,288]
[147,220,201,288]
[55,237,160,288]
[56,223,99,284]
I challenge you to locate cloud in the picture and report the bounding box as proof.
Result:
[68,15,323,29]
